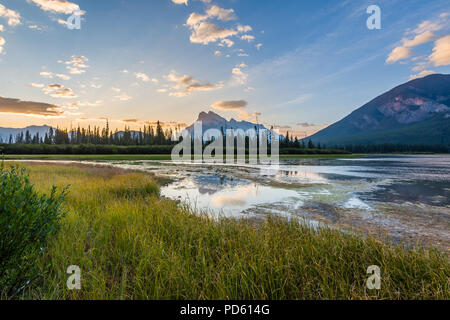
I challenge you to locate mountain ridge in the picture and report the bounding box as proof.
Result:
[309,74,450,145]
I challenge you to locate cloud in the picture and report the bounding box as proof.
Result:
[256,43,263,50]
[232,65,248,85]
[189,21,238,45]
[185,5,253,46]
[67,67,86,74]
[114,93,132,101]
[386,46,412,63]
[50,87,78,99]
[237,24,252,33]
[211,100,248,110]
[297,122,316,128]
[61,55,89,74]
[40,71,54,78]
[241,35,255,42]
[28,0,83,15]
[28,83,45,88]
[402,31,436,47]
[0,4,21,26]
[429,35,450,67]
[279,94,313,106]
[205,5,236,21]
[56,73,71,80]
[65,100,103,108]
[172,0,188,5]
[186,12,208,26]
[409,70,437,80]
[135,72,150,82]
[0,96,63,117]
[167,70,223,97]
[0,36,4,54]
[0,24,3,32]
[387,14,449,65]
[413,20,445,34]
[220,39,234,47]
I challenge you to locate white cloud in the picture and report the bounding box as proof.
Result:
[185,5,253,47]
[62,55,89,74]
[206,5,236,21]
[28,0,83,15]
[214,50,222,56]
[237,24,252,33]
[409,70,437,80]
[67,66,86,74]
[241,35,255,42]
[256,43,263,50]
[186,12,208,26]
[220,39,234,47]
[386,46,412,63]
[232,65,248,85]
[0,36,4,53]
[166,70,223,97]
[28,83,45,88]
[402,31,436,47]
[172,0,188,5]
[56,73,71,80]
[413,20,444,34]
[40,71,54,78]
[0,4,21,26]
[114,93,132,101]
[0,24,4,32]
[135,72,150,82]
[189,21,238,45]
[429,35,450,67]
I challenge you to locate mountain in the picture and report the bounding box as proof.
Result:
[186,111,269,138]
[0,125,52,143]
[309,74,450,146]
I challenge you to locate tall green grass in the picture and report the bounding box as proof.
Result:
[8,163,449,300]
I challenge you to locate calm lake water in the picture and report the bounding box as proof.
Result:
[22,155,450,248]
[104,155,450,249]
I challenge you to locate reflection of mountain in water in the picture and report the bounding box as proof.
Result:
[193,174,247,195]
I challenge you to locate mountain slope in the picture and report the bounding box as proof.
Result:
[309,74,450,145]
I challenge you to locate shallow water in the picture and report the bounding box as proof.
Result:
[109,155,450,249]
[17,155,450,248]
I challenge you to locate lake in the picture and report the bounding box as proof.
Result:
[20,155,450,249]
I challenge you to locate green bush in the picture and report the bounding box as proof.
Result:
[0,165,68,298]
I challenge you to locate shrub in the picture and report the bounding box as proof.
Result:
[0,165,68,298]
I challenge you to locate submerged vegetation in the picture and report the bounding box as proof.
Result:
[1,163,449,300]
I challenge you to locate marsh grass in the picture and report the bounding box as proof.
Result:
[8,163,449,300]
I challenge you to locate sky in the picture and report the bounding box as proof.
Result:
[0,0,449,137]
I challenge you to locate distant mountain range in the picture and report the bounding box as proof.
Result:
[310,74,450,145]
[0,125,52,143]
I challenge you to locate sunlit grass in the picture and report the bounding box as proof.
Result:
[8,162,449,300]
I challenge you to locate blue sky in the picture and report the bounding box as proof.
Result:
[0,0,449,136]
